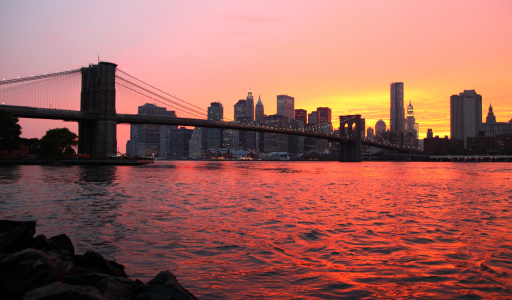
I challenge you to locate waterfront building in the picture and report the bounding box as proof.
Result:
[245,90,254,122]
[263,114,289,153]
[189,127,207,159]
[169,127,193,158]
[295,109,307,125]
[222,126,240,150]
[129,103,167,157]
[288,119,305,154]
[375,119,386,134]
[482,104,512,137]
[159,110,178,157]
[424,136,464,155]
[207,102,223,149]
[255,95,265,124]
[277,95,294,121]
[450,90,482,148]
[390,82,405,133]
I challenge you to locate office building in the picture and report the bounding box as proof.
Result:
[427,129,433,139]
[277,95,294,121]
[264,114,289,153]
[169,127,193,158]
[245,90,254,122]
[207,102,223,149]
[317,107,331,124]
[255,96,265,124]
[189,127,207,159]
[390,82,405,133]
[129,103,167,157]
[234,99,246,121]
[288,119,305,154]
[367,127,374,140]
[450,90,482,148]
[295,109,307,125]
[308,111,318,126]
[159,110,178,157]
[375,119,386,134]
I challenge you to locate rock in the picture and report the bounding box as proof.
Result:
[0,248,66,299]
[33,234,53,252]
[74,251,127,278]
[135,271,197,300]
[21,282,106,300]
[97,277,134,300]
[64,273,136,288]
[65,273,136,300]
[49,234,75,256]
[0,221,36,254]
[0,220,36,236]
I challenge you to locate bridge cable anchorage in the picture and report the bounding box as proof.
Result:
[115,82,208,119]
[115,76,208,118]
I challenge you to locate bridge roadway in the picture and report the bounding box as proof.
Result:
[1,104,420,154]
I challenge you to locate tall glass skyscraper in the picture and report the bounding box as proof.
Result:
[255,95,265,124]
[207,102,223,149]
[450,90,482,148]
[277,95,294,121]
[390,82,404,133]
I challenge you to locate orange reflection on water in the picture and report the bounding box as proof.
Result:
[1,162,512,299]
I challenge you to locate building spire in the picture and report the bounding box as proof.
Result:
[486,102,496,123]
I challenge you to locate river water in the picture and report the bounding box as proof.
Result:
[1,161,512,299]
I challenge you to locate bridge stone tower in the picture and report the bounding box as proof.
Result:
[78,62,117,156]
[339,115,362,162]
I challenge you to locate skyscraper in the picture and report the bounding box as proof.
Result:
[207,102,223,149]
[264,114,289,153]
[450,90,482,148]
[255,95,265,124]
[129,103,167,157]
[295,109,307,125]
[277,95,294,121]
[245,90,254,122]
[317,107,331,124]
[375,119,386,134]
[405,101,419,138]
[234,99,246,121]
[308,111,318,126]
[390,82,404,133]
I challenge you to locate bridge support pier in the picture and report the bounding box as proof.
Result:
[78,62,117,157]
[338,115,362,162]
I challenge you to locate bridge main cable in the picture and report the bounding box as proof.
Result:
[0,69,82,86]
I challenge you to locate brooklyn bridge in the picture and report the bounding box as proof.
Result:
[0,62,422,161]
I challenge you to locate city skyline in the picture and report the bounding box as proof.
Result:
[1,1,511,152]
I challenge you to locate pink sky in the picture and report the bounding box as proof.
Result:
[1,0,511,152]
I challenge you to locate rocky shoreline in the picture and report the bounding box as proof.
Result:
[0,220,197,300]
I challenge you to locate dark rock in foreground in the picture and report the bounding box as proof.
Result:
[0,220,197,300]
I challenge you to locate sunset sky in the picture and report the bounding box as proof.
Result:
[1,0,511,152]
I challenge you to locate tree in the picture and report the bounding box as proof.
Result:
[0,109,22,152]
[40,128,78,159]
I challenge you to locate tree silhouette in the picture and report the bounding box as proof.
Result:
[40,128,78,159]
[0,109,22,152]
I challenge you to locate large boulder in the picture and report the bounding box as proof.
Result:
[135,271,197,300]
[0,220,36,254]
[21,282,106,300]
[0,248,66,299]
[64,273,136,300]
[74,251,127,277]
[49,234,75,256]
